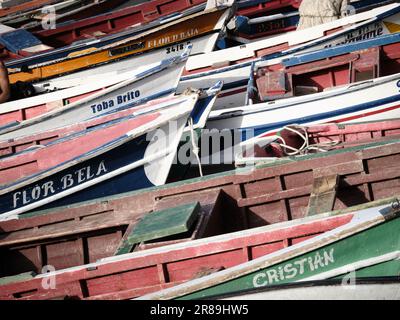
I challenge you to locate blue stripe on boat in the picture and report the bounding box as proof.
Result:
[236,93,400,140]
[283,33,400,67]
[262,5,400,60]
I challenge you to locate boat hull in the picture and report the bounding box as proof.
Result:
[0,199,391,300]
[138,203,400,299]
[0,53,187,141]
[6,7,230,84]
[1,137,400,284]
[0,98,196,219]
[207,75,400,146]
[179,4,400,110]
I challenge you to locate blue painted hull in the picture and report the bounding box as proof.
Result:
[0,134,153,217]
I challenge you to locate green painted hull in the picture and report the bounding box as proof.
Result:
[180,213,400,299]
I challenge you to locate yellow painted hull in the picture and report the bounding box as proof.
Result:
[8,8,228,84]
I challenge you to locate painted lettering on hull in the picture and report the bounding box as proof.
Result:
[90,90,141,114]
[252,248,335,288]
[324,22,385,49]
[109,42,145,57]
[257,19,287,34]
[12,161,108,209]
[166,41,191,54]
[148,28,199,49]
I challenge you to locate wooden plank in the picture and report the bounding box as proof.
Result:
[307,174,339,216]
[114,202,200,255]
[0,211,135,247]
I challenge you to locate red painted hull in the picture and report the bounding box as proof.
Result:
[0,96,174,158]
[0,111,160,186]
[248,120,400,158]
[35,0,205,47]
[253,41,400,103]
[0,210,354,300]
[0,136,399,290]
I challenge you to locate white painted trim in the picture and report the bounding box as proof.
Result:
[300,251,400,282]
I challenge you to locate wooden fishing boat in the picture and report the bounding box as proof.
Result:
[5,2,232,85]
[228,0,395,44]
[214,277,400,300]
[0,96,172,157]
[203,33,400,162]
[30,0,311,49]
[139,201,400,300]
[34,0,206,48]
[0,81,222,158]
[0,49,190,128]
[0,93,199,220]
[0,50,190,141]
[0,0,74,24]
[9,2,392,106]
[0,1,208,64]
[30,0,382,49]
[235,120,400,166]
[179,2,400,110]
[0,197,398,299]
[0,0,127,30]
[31,0,331,49]
[0,136,399,287]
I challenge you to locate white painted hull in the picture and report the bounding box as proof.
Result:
[198,74,400,164]
[208,74,400,137]
[221,281,400,300]
[0,61,170,119]
[34,33,220,91]
[0,55,188,141]
[178,3,400,110]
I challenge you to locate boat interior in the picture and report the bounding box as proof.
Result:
[241,120,400,159]
[250,37,400,103]
[1,138,400,280]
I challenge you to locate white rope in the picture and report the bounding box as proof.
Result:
[238,125,341,164]
[188,117,203,177]
[276,125,340,156]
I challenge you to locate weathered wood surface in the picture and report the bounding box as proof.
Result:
[114,202,200,255]
[306,173,339,216]
[0,200,360,299]
[138,203,400,300]
[35,0,206,47]
[1,139,400,278]
[0,190,222,277]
